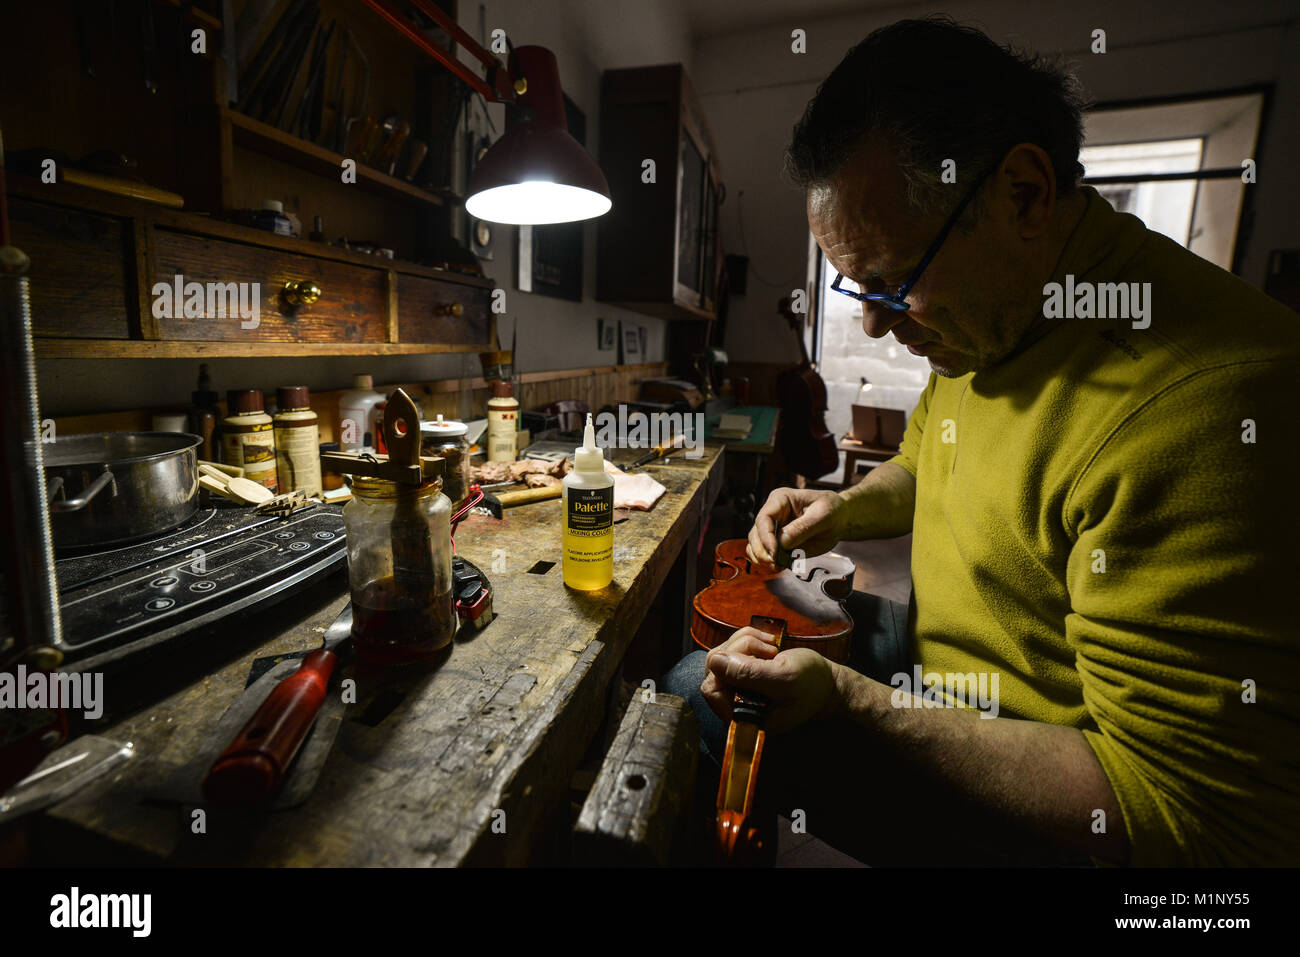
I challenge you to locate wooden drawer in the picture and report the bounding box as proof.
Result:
[7,197,133,338]
[396,273,492,345]
[149,228,388,342]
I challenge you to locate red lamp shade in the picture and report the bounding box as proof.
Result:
[465,46,612,225]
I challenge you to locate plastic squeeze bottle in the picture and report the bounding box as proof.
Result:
[562,413,614,590]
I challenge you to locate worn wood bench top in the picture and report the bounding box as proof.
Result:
[39,444,724,866]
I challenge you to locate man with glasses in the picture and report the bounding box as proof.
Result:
[665,17,1298,866]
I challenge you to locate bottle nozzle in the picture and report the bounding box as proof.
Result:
[574,412,605,473]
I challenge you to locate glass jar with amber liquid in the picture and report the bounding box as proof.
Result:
[342,474,455,665]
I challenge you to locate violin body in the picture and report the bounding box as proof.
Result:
[691,539,855,664]
[692,540,856,864]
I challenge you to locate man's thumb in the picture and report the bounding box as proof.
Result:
[778,511,819,548]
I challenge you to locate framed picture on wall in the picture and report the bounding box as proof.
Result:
[598,318,616,350]
[623,323,641,362]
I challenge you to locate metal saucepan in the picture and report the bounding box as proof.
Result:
[44,432,201,550]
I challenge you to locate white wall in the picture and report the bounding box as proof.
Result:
[37,0,695,418]
[693,0,1300,364]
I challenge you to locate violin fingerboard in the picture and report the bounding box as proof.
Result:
[748,615,786,648]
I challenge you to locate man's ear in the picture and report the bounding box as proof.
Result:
[995,143,1056,238]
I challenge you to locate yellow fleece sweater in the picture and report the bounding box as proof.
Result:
[887,187,1300,866]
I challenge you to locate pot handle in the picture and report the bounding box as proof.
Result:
[49,468,115,513]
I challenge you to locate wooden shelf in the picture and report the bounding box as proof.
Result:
[34,340,488,359]
[225,109,444,210]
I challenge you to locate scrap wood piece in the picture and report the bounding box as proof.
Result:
[574,692,699,866]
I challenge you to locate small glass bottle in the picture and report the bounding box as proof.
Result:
[343,475,455,665]
[420,414,470,505]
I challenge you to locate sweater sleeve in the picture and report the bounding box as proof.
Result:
[1064,360,1300,866]
[885,373,936,478]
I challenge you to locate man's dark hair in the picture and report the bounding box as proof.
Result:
[786,17,1088,217]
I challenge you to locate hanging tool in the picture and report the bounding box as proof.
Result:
[336,29,370,154]
[236,0,283,69]
[326,25,350,149]
[268,8,321,129]
[292,18,336,140]
[238,0,309,108]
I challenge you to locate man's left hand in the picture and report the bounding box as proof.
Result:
[701,626,840,733]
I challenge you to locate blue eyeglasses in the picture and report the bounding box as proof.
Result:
[831,170,991,312]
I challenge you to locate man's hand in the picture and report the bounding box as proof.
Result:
[746,487,845,566]
[701,626,840,733]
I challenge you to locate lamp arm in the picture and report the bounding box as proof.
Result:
[361,0,518,102]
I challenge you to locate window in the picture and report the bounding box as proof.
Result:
[1080,91,1266,271]
[1081,138,1203,244]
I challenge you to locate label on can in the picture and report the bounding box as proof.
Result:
[223,424,278,490]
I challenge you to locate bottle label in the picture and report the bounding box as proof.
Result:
[567,486,613,536]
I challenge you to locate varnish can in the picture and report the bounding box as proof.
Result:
[273,386,322,494]
[223,389,278,491]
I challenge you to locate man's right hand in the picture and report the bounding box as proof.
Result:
[746,487,845,566]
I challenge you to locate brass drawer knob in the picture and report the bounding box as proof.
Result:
[283,280,322,306]
[435,301,465,317]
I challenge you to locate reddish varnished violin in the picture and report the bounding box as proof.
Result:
[691,538,855,863]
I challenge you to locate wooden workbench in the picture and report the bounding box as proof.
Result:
[31,444,724,867]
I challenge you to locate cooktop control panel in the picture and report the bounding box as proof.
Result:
[57,507,347,669]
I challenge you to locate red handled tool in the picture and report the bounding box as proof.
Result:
[201,605,351,808]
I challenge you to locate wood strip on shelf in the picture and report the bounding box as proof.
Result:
[412,362,670,394]
[225,109,444,209]
[34,340,492,359]
[6,173,493,288]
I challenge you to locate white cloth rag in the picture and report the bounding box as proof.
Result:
[603,460,667,510]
